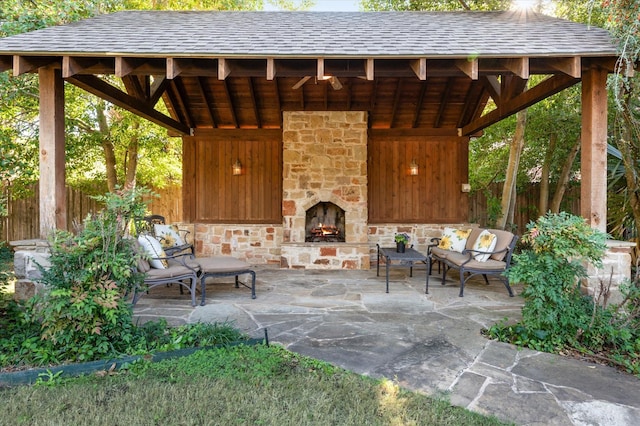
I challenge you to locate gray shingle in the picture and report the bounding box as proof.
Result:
[0,10,617,58]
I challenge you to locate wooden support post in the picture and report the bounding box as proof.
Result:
[38,67,66,238]
[581,66,608,232]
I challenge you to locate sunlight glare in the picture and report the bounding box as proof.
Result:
[512,0,536,11]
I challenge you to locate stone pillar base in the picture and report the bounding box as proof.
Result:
[582,240,636,306]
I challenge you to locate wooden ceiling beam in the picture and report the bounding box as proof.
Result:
[13,55,58,76]
[196,77,217,128]
[434,79,453,128]
[115,57,166,77]
[410,58,427,80]
[390,79,403,128]
[62,56,114,78]
[412,81,427,128]
[455,58,478,80]
[121,75,147,100]
[171,79,195,129]
[218,58,231,80]
[503,57,529,79]
[462,73,579,135]
[66,74,190,135]
[366,58,375,80]
[248,77,261,128]
[548,56,581,78]
[267,58,275,80]
[221,79,238,127]
[481,76,501,106]
[273,78,282,125]
[149,75,168,106]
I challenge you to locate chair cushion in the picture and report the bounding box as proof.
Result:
[198,256,252,274]
[154,224,185,248]
[429,246,451,260]
[472,230,498,262]
[446,253,507,271]
[146,264,196,279]
[138,234,168,269]
[437,227,473,253]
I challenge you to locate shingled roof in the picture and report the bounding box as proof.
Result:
[0,10,617,58]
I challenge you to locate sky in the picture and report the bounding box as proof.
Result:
[265,1,361,11]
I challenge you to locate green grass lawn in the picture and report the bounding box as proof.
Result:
[0,344,512,426]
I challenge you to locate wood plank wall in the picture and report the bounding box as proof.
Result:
[182,129,283,223]
[368,130,469,223]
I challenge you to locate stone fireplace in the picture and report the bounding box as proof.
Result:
[281,111,370,269]
[305,202,345,243]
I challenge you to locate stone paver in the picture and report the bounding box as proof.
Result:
[133,267,640,425]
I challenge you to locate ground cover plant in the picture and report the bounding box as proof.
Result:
[486,212,640,375]
[0,344,511,426]
[0,187,245,370]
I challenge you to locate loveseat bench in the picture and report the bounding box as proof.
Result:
[427,227,518,297]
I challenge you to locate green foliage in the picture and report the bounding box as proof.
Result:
[488,212,640,375]
[19,187,150,363]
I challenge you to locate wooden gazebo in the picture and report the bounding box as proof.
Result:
[0,10,619,268]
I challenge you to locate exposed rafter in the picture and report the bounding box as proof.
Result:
[66,74,190,135]
[461,73,579,135]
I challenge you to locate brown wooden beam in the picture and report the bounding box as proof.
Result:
[390,79,403,128]
[14,55,58,76]
[221,79,238,127]
[197,77,217,128]
[171,79,195,129]
[503,57,529,79]
[461,73,579,135]
[549,56,581,78]
[248,77,261,128]
[434,79,453,128]
[412,81,427,128]
[480,76,501,107]
[218,58,231,80]
[410,58,426,80]
[267,58,276,80]
[149,75,168,106]
[38,67,66,236]
[455,58,478,80]
[369,128,459,137]
[581,66,608,231]
[66,75,190,135]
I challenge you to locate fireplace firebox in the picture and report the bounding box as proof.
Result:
[305,202,346,242]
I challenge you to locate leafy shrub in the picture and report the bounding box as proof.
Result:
[487,212,640,375]
[20,186,150,363]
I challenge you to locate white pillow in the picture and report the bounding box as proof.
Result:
[137,234,168,269]
[437,227,472,253]
[472,230,498,262]
[154,224,185,248]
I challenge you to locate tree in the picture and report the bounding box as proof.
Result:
[599,0,640,244]
[0,0,272,202]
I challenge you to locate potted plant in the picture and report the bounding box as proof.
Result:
[394,233,410,253]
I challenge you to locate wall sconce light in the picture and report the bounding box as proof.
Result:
[409,159,419,176]
[232,159,242,176]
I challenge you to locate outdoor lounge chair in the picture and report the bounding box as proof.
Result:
[133,237,201,307]
[197,256,256,305]
[143,215,194,256]
[427,228,518,297]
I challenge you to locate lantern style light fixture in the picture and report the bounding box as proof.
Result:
[409,159,419,176]
[232,159,242,176]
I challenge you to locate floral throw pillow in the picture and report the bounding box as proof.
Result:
[154,224,185,249]
[472,230,497,262]
[437,227,472,253]
[137,234,168,269]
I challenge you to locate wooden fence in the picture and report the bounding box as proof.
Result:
[1,184,182,242]
[1,183,579,243]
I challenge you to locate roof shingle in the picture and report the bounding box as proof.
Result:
[0,10,618,58]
